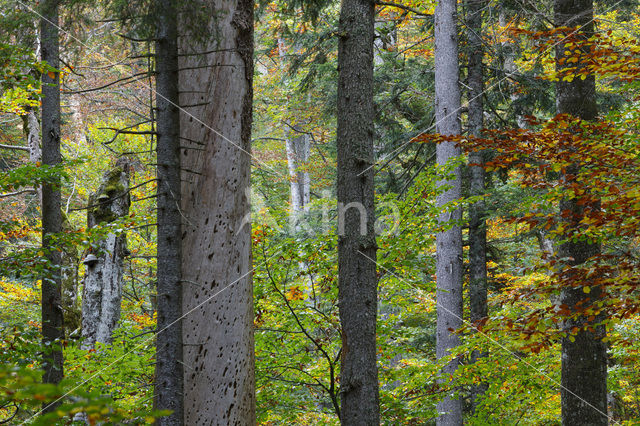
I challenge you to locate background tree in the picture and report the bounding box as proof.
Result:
[466,0,488,412]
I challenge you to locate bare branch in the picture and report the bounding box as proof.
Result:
[63,72,152,95]
[0,144,30,152]
[0,189,37,199]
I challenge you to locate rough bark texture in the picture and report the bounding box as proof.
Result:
[555,0,607,423]
[336,0,380,424]
[40,0,64,405]
[154,0,184,422]
[81,160,130,349]
[178,0,255,423]
[434,0,464,422]
[466,0,488,412]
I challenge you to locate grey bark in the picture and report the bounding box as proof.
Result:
[285,131,310,219]
[285,129,314,302]
[278,37,314,306]
[554,0,607,424]
[20,107,43,203]
[81,160,130,350]
[434,0,464,422]
[68,94,87,145]
[277,38,310,222]
[17,18,41,167]
[154,0,184,423]
[336,0,380,424]
[466,0,488,413]
[40,0,64,407]
[23,108,42,164]
[178,0,255,423]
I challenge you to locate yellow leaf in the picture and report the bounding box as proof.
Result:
[285,286,305,301]
[583,286,591,294]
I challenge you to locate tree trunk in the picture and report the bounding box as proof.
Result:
[154,0,184,422]
[434,0,464,422]
[278,37,314,304]
[336,0,379,424]
[81,160,130,349]
[285,130,310,220]
[466,0,488,413]
[178,0,255,423]
[23,108,42,164]
[554,0,607,423]
[40,0,64,409]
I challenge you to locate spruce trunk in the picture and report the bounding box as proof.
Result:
[555,0,607,423]
[466,0,488,412]
[434,0,464,422]
[40,0,64,409]
[336,0,379,423]
[154,0,184,423]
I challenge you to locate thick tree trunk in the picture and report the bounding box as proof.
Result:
[154,0,184,423]
[554,0,607,424]
[81,160,130,349]
[336,0,379,424]
[40,0,64,409]
[178,0,255,423]
[466,0,488,413]
[434,0,464,423]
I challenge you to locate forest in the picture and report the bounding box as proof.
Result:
[0,0,639,424]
